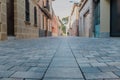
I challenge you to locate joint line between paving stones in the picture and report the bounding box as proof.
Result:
[67,41,87,80]
[41,41,61,80]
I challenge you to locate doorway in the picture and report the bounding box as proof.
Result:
[94,1,100,38]
[111,0,120,37]
[7,0,14,36]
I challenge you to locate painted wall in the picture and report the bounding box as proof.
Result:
[0,0,7,40]
[70,4,79,36]
[100,0,110,37]
[38,0,53,37]
[79,0,94,37]
[52,15,58,36]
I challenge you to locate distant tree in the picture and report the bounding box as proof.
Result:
[62,25,66,34]
[62,16,69,24]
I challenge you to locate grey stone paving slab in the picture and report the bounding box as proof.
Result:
[44,68,83,79]
[114,71,120,77]
[1,78,23,80]
[0,37,120,79]
[25,79,40,80]
[107,62,120,66]
[21,63,39,67]
[87,79,104,80]
[28,67,47,72]
[116,66,120,69]
[81,67,101,73]
[79,63,91,67]
[90,63,108,67]
[37,63,49,68]
[50,61,78,68]
[52,59,76,63]
[11,71,44,79]
[0,65,13,71]
[9,66,30,71]
[0,71,15,78]
[38,60,51,63]
[84,72,119,79]
[97,59,113,63]
[43,78,84,80]
[98,66,120,72]
[104,79,120,80]
[53,57,75,61]
[77,59,98,64]
[55,53,73,57]
[4,62,24,66]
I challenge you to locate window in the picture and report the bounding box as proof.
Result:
[34,7,37,25]
[25,0,30,21]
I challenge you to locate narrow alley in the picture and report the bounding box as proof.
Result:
[0,37,120,80]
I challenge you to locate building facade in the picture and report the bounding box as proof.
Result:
[68,0,120,38]
[91,0,120,38]
[69,3,79,36]
[100,0,120,37]
[78,0,110,38]
[94,0,110,37]
[78,0,94,37]
[0,0,57,41]
[0,0,7,40]
[38,0,53,37]
[0,0,40,40]
[94,0,120,37]
[14,0,40,39]
[57,17,62,36]
[52,14,59,36]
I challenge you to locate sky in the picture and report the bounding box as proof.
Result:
[52,0,79,20]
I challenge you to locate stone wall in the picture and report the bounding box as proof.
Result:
[0,0,40,40]
[0,0,7,40]
[14,0,39,39]
[0,0,55,40]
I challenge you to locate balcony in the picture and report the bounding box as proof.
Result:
[41,6,52,19]
[32,0,52,19]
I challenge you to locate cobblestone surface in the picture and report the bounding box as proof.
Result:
[0,37,120,80]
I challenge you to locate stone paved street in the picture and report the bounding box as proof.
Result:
[0,37,120,80]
